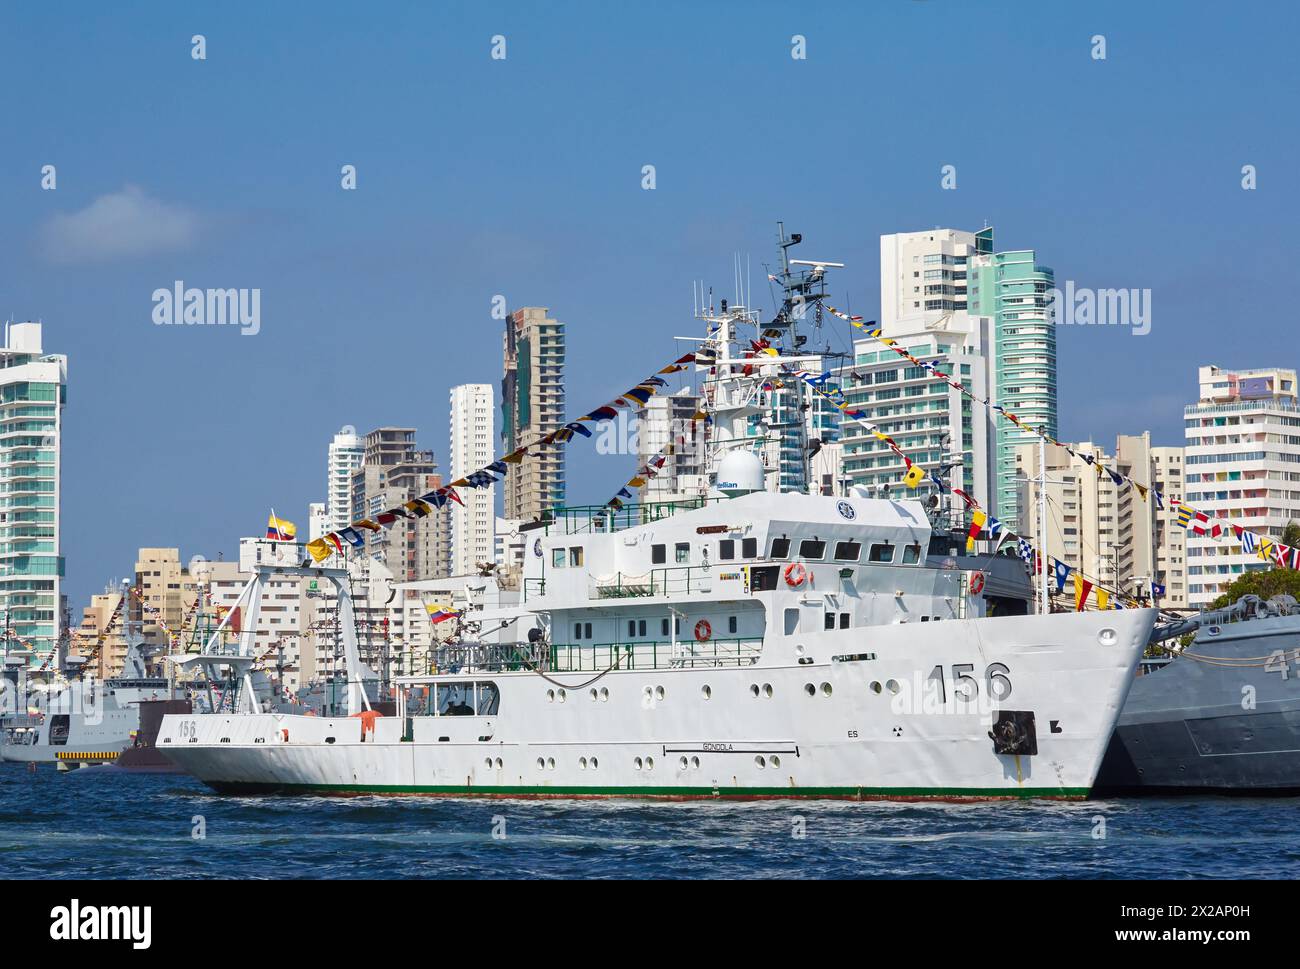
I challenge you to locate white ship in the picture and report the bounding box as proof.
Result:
[157,230,1157,800]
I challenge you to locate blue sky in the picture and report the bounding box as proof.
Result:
[1,0,1296,612]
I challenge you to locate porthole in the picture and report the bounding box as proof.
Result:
[599,687,609,702]
[579,756,588,770]
[821,682,833,697]
[557,689,567,703]
[795,643,806,656]
[484,758,494,769]
[690,756,700,769]
[755,755,767,769]
[887,679,901,694]
[646,756,655,771]
[870,681,883,694]
[546,689,555,703]
[536,757,545,770]
[642,685,654,701]
[701,684,712,700]
[771,755,782,769]
[763,683,773,698]
[804,683,816,696]
[679,756,689,770]
[750,684,761,697]
[634,757,644,771]
[590,757,599,769]
[590,688,598,701]
[495,757,504,769]
[654,685,665,701]
[546,757,556,771]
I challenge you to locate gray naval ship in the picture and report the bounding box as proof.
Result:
[1096,594,1300,794]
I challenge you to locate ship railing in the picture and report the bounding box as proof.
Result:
[545,497,718,535]
[549,638,762,671]
[430,642,550,674]
[591,566,715,599]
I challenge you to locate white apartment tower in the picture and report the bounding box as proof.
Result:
[326,426,364,532]
[0,322,66,662]
[449,384,496,575]
[1184,364,1300,607]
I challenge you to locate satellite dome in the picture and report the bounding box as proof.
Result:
[713,450,765,498]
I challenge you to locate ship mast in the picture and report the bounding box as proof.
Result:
[693,224,843,494]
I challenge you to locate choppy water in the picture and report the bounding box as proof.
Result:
[1,763,1295,879]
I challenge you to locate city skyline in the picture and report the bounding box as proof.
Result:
[1,1,1296,613]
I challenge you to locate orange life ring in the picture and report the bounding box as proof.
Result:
[969,571,985,595]
[694,619,712,642]
[784,562,807,588]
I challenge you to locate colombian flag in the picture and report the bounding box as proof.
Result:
[426,604,461,624]
[266,514,297,541]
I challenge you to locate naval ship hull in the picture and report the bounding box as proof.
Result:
[1095,613,1300,795]
[159,609,1156,801]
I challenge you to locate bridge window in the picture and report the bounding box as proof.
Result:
[719,539,735,560]
[569,546,584,567]
[799,539,826,560]
[652,544,666,564]
[833,540,862,562]
[476,682,500,717]
[552,548,566,568]
[840,613,850,629]
[742,537,758,558]
[869,542,896,563]
[437,683,475,716]
[903,543,922,564]
[770,537,790,559]
[824,612,835,630]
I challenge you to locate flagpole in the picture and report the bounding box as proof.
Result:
[1038,435,1049,615]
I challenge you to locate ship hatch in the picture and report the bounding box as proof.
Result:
[989,711,1038,756]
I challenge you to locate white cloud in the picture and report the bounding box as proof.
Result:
[38,185,200,264]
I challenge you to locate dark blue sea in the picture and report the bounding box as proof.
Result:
[1,763,1296,879]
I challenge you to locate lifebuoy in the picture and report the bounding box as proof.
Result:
[784,562,807,588]
[694,619,712,642]
[969,571,985,595]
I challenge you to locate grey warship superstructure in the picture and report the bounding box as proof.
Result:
[1096,594,1300,794]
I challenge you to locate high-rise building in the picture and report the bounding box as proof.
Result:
[350,428,449,581]
[132,548,200,649]
[1184,365,1300,607]
[307,501,328,541]
[967,239,1057,533]
[326,426,365,532]
[75,588,129,678]
[449,383,496,575]
[837,318,996,515]
[0,322,65,661]
[636,387,706,502]
[501,307,565,521]
[1015,434,1186,609]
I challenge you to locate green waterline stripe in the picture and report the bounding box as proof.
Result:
[207,782,1090,799]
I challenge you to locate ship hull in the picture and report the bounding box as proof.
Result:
[160,609,1154,801]
[1095,614,1300,795]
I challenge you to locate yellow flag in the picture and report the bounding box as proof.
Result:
[305,538,333,563]
[903,463,926,489]
[1096,587,1109,611]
